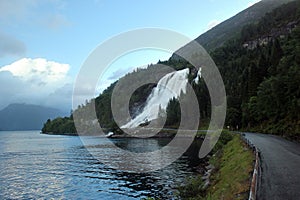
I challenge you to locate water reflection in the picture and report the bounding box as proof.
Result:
[0,131,203,199]
[111,138,167,153]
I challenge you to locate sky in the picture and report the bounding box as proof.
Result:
[0,0,261,113]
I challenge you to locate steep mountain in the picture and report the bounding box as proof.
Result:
[0,104,66,131]
[173,0,295,59]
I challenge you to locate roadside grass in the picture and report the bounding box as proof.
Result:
[206,134,254,200]
[179,131,254,200]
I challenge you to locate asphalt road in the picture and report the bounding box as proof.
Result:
[243,132,300,200]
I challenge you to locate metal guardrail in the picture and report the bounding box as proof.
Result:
[240,134,261,200]
[249,149,260,200]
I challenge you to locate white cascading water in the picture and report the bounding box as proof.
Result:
[122,68,189,128]
[194,67,202,84]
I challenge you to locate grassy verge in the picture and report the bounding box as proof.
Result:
[179,131,254,200]
[206,134,254,199]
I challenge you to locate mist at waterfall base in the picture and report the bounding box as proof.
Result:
[122,68,190,128]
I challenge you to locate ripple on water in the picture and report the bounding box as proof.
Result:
[0,131,203,199]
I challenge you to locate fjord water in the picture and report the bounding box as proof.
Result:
[0,131,202,199]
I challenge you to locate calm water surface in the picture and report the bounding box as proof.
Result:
[0,131,202,199]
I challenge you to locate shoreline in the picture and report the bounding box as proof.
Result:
[41,129,207,139]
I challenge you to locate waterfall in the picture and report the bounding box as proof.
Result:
[194,67,202,84]
[122,68,189,128]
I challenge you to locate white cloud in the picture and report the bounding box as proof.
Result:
[0,58,69,83]
[206,19,220,31]
[0,58,72,112]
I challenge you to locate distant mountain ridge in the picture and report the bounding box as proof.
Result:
[0,104,66,131]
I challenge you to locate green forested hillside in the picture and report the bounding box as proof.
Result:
[213,0,300,138]
[42,0,300,140]
[174,0,295,56]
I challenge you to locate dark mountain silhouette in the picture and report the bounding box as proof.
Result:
[0,103,67,131]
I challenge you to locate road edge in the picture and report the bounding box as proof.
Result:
[241,133,261,200]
